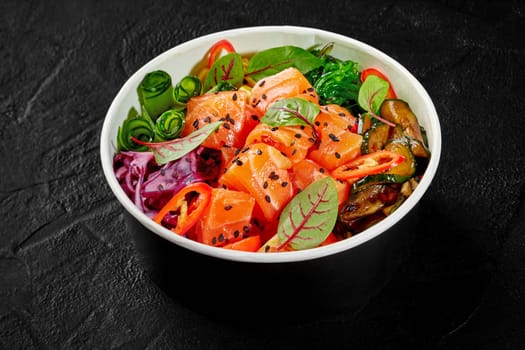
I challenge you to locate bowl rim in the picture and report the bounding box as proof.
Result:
[100,25,442,263]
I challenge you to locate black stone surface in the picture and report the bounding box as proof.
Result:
[1,0,524,348]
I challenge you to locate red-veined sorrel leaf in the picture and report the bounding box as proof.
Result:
[357,75,396,127]
[277,177,338,251]
[203,52,244,92]
[131,121,223,165]
[261,97,320,127]
[246,45,322,81]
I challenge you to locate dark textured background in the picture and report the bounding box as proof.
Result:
[1,0,525,348]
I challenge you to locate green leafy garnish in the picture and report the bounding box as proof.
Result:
[131,121,223,165]
[358,75,395,127]
[246,45,323,81]
[203,52,244,92]
[309,58,361,106]
[261,97,320,127]
[277,177,338,251]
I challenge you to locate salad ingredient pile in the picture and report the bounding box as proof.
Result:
[113,40,430,252]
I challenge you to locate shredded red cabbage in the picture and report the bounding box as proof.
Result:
[113,147,221,217]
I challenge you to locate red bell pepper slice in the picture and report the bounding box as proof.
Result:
[207,39,236,68]
[361,68,397,99]
[153,182,212,235]
[331,150,405,180]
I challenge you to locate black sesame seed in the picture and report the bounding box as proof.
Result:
[256,149,263,155]
[259,80,266,87]
[335,152,341,159]
[235,159,243,166]
[204,116,211,123]
[192,119,199,128]
[263,181,268,189]
[262,94,267,100]
[218,234,224,242]
[232,93,237,101]
[251,115,259,121]
[212,237,217,245]
[307,87,314,92]
[223,123,230,130]
[329,133,340,142]
[294,133,302,138]
[271,126,278,131]
[319,167,325,173]
[265,195,271,203]
[234,230,240,238]
[281,181,288,187]
[224,205,233,211]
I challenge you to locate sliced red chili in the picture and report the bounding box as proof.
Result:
[331,150,405,180]
[361,68,397,99]
[153,182,212,235]
[207,39,236,68]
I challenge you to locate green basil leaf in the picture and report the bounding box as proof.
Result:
[277,177,338,251]
[246,46,323,81]
[203,52,244,92]
[132,121,223,165]
[358,75,389,114]
[261,97,320,127]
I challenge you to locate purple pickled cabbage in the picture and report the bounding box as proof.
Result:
[113,151,156,213]
[113,147,222,217]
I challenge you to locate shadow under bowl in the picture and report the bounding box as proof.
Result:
[127,204,421,324]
